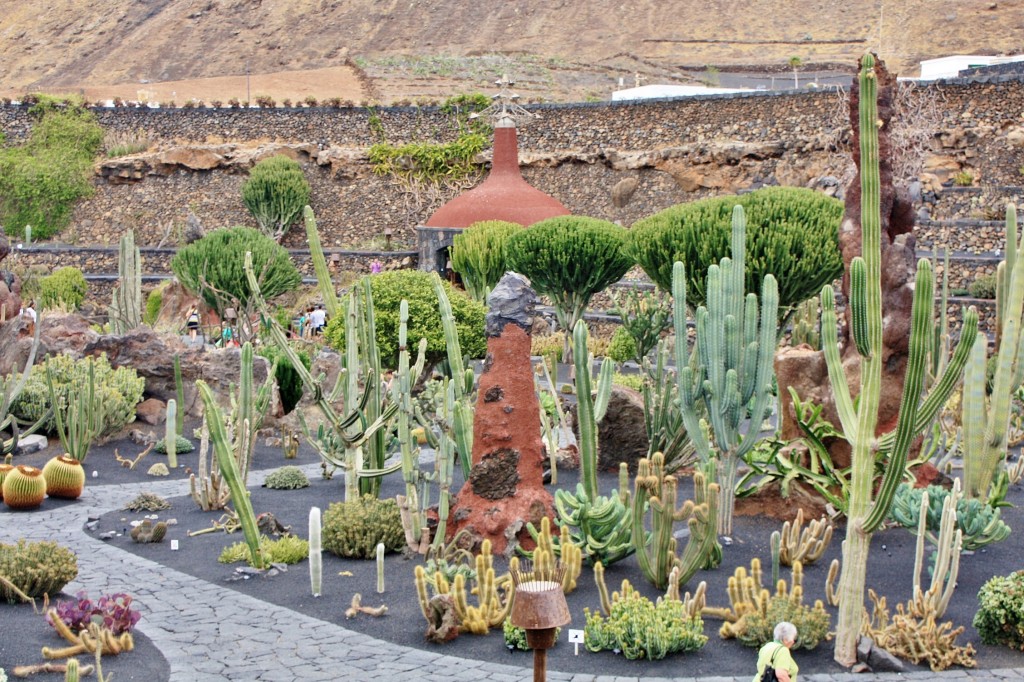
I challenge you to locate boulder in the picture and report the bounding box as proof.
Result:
[135,398,167,425]
[611,177,639,208]
[595,385,649,474]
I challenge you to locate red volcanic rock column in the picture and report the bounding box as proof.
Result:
[447,272,554,557]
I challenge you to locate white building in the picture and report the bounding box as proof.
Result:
[611,84,754,102]
[918,54,1024,80]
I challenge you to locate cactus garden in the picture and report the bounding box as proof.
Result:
[2,53,1024,682]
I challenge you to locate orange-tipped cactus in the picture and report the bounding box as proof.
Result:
[42,455,86,500]
[2,465,47,510]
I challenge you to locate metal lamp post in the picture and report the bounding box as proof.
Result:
[509,564,571,682]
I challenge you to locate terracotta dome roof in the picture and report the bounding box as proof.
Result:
[425,123,569,228]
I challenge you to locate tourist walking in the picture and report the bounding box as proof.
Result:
[185,305,201,340]
[752,622,799,682]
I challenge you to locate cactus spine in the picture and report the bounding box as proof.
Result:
[827,54,980,667]
[108,229,142,334]
[963,204,1024,501]
[165,399,178,469]
[309,506,322,597]
[674,205,779,536]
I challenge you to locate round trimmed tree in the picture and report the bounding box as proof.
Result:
[626,186,843,324]
[450,220,522,304]
[171,226,301,340]
[241,155,311,241]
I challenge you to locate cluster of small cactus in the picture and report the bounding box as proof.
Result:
[862,589,976,671]
[515,516,582,594]
[261,465,310,490]
[706,558,831,649]
[583,577,708,660]
[545,474,634,567]
[322,495,405,559]
[0,539,78,602]
[503,618,560,651]
[770,509,833,568]
[415,539,513,636]
[43,617,134,660]
[218,535,309,566]
[632,454,720,590]
[129,520,167,544]
[154,435,194,455]
[122,492,170,512]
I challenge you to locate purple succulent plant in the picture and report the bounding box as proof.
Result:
[46,590,141,635]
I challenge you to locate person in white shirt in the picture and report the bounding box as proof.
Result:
[309,305,327,335]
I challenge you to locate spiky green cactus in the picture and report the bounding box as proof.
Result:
[573,319,613,501]
[673,204,778,536]
[0,316,43,459]
[108,230,142,334]
[632,453,720,590]
[197,370,266,570]
[309,506,322,597]
[303,206,341,320]
[963,204,1024,502]
[827,54,980,667]
[46,357,105,463]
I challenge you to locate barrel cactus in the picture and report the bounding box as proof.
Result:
[0,463,12,501]
[2,465,47,510]
[627,186,844,323]
[42,455,86,500]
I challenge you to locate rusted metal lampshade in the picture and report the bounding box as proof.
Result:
[510,579,571,631]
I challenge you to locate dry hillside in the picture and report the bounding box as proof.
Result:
[1,0,1022,103]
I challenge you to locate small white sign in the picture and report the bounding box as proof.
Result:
[170,540,179,551]
[567,629,584,643]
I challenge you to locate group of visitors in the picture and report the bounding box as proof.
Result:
[296,304,327,338]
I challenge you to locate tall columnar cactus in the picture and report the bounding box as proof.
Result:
[108,229,142,334]
[173,354,184,437]
[309,506,322,597]
[673,205,778,536]
[46,358,105,463]
[0,317,43,459]
[164,399,178,469]
[827,54,980,667]
[303,206,341,320]
[632,453,720,590]
[573,319,614,501]
[963,204,1024,502]
[197,373,266,570]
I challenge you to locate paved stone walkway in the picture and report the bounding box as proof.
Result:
[4,470,1022,682]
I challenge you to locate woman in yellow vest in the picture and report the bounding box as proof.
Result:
[752,621,799,682]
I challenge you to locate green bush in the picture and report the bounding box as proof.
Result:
[257,343,311,415]
[450,220,523,303]
[974,571,1024,650]
[506,216,633,335]
[612,372,645,391]
[170,226,301,319]
[607,326,639,364]
[11,352,145,437]
[143,282,170,326]
[0,539,78,603]
[968,273,998,299]
[38,267,86,310]
[324,270,486,370]
[218,535,309,566]
[241,155,311,241]
[0,98,103,240]
[583,589,707,660]
[322,494,405,559]
[626,187,844,320]
[262,465,310,490]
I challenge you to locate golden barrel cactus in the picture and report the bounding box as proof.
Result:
[42,455,86,500]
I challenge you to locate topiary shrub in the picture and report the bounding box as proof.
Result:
[11,352,145,437]
[170,226,301,322]
[450,220,523,303]
[257,343,311,414]
[38,267,86,310]
[262,465,310,490]
[324,270,486,370]
[322,494,405,559]
[241,155,311,241]
[506,216,633,338]
[626,186,843,321]
[975,571,1024,650]
[0,539,79,603]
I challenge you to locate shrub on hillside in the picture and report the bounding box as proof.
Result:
[241,155,311,241]
[324,270,486,369]
[626,186,843,321]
